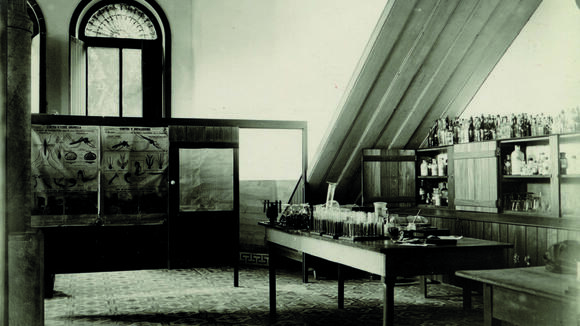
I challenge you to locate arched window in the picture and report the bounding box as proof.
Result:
[28,0,46,114]
[70,0,170,118]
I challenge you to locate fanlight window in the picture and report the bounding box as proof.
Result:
[72,1,164,118]
[85,3,157,40]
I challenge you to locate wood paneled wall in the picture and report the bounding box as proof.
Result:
[429,216,580,268]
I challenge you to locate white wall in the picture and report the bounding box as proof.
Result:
[178,0,387,163]
[39,0,387,164]
[462,0,580,117]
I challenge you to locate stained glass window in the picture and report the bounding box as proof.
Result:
[85,3,157,40]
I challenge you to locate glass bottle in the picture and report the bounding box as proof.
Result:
[441,182,449,206]
[420,160,429,176]
[511,145,525,175]
[419,180,426,203]
[432,188,441,206]
[468,117,475,142]
[504,155,511,175]
[430,158,438,176]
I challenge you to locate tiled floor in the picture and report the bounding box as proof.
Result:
[45,266,485,325]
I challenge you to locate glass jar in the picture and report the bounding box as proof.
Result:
[420,160,429,176]
[511,145,525,175]
[430,158,438,176]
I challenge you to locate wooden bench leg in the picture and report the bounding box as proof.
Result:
[483,283,502,326]
[382,276,396,326]
[338,264,344,309]
[463,284,472,310]
[268,245,276,322]
[302,252,308,283]
[420,275,428,298]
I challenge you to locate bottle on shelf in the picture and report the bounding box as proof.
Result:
[511,145,525,175]
[441,182,449,205]
[468,117,475,143]
[420,160,429,176]
[430,158,438,176]
[432,188,442,207]
[419,180,426,203]
[504,155,511,175]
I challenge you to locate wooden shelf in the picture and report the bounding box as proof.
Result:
[418,175,448,179]
[561,174,580,179]
[559,132,580,141]
[418,204,450,209]
[502,210,555,217]
[417,146,451,153]
[502,174,551,180]
[499,135,550,144]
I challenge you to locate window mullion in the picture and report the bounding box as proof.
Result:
[119,48,123,117]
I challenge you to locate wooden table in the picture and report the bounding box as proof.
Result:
[457,266,580,326]
[262,223,512,326]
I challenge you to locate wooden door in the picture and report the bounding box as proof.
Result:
[453,141,499,213]
[168,126,239,285]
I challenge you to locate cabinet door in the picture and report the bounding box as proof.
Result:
[453,141,499,213]
[361,149,416,208]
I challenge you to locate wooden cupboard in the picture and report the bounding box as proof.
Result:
[453,141,499,213]
[412,132,580,218]
[361,149,416,208]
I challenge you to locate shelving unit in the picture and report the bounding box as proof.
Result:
[416,146,453,209]
[498,135,558,217]
[366,133,580,219]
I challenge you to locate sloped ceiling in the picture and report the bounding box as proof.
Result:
[307,0,542,205]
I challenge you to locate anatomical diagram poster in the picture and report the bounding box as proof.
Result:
[31,125,100,217]
[101,126,169,219]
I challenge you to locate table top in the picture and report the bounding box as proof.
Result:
[457,266,580,302]
[260,222,512,253]
[261,222,513,276]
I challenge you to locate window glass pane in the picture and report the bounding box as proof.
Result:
[179,148,234,212]
[85,3,157,40]
[87,47,119,116]
[122,49,142,117]
[31,34,40,114]
[239,129,302,181]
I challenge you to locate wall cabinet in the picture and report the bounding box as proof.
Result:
[361,149,416,208]
[364,133,580,219]
[417,133,580,219]
[497,135,559,217]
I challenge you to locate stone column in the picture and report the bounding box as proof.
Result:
[2,0,44,325]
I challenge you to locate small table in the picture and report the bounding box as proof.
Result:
[262,223,512,326]
[456,266,580,326]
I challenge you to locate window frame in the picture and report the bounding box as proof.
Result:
[28,0,46,114]
[70,0,170,119]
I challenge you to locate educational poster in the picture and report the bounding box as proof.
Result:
[101,126,169,216]
[31,125,100,216]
